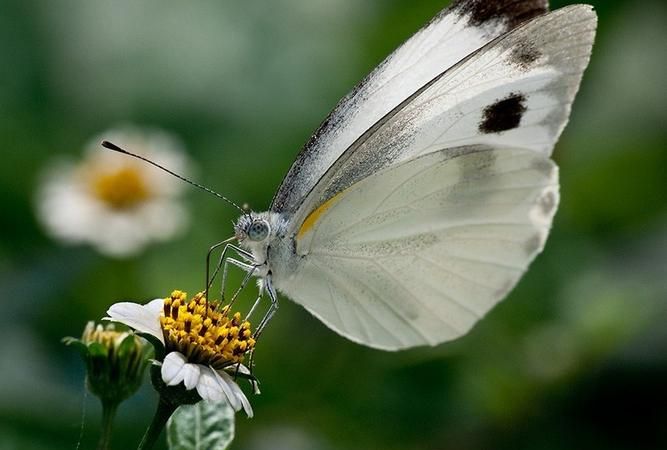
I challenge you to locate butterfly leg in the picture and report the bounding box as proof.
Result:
[218,246,255,302]
[205,239,255,302]
[252,274,278,341]
[245,351,260,394]
[221,257,259,313]
[204,240,278,337]
[205,239,230,302]
[245,283,265,322]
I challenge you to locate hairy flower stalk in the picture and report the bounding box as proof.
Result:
[106,290,258,450]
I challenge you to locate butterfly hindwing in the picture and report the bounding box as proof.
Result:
[277,146,558,349]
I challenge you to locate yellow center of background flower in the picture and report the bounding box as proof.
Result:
[160,290,256,370]
[91,166,151,210]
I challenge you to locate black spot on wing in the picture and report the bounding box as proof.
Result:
[453,0,548,30]
[479,93,527,134]
[510,39,541,69]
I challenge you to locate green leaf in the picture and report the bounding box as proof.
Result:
[166,400,235,450]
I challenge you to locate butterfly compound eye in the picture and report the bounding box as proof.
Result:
[247,219,270,242]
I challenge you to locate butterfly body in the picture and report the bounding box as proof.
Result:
[231,1,596,350]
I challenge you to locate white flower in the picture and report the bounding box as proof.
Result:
[36,125,191,258]
[106,292,256,417]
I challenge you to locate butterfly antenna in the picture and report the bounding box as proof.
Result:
[101,140,247,215]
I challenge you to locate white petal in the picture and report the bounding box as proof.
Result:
[139,201,189,241]
[225,373,253,418]
[212,368,246,414]
[91,212,151,257]
[182,364,201,390]
[105,300,164,344]
[145,298,165,316]
[241,397,253,418]
[161,352,187,386]
[196,367,225,402]
[250,379,261,396]
[35,163,98,243]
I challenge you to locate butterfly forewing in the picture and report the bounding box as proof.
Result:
[288,5,595,233]
[271,0,550,215]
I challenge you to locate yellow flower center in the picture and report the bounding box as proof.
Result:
[160,290,256,370]
[90,166,151,210]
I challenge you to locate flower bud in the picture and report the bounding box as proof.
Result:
[64,321,152,404]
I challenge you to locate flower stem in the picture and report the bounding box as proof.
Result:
[137,397,178,450]
[97,400,119,450]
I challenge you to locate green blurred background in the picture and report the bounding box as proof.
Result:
[2,0,666,449]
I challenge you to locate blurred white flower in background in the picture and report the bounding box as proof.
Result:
[36,126,191,257]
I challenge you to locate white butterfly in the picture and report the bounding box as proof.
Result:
[228,0,597,350]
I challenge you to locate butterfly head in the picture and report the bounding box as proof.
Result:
[235,214,271,243]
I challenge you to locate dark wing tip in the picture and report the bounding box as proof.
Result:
[452,0,549,30]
